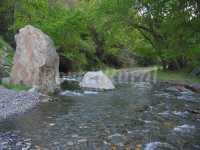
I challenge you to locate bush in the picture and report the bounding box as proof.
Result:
[0,37,14,78]
[13,0,142,71]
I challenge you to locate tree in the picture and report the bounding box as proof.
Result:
[0,0,15,44]
[129,0,200,70]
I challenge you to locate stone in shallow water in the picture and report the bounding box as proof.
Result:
[84,91,99,94]
[78,139,87,143]
[144,141,174,150]
[108,133,126,146]
[173,124,195,133]
[190,84,200,93]
[59,90,83,96]
[49,123,55,127]
[67,141,74,146]
[72,134,79,138]
[80,71,115,90]
[172,111,189,117]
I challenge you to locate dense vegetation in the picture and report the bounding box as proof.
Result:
[0,0,199,72]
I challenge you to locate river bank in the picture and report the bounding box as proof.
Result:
[0,86,40,120]
[157,70,200,84]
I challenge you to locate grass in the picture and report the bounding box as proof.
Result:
[103,67,119,78]
[103,67,200,84]
[0,83,30,91]
[157,70,200,84]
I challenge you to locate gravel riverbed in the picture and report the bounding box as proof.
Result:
[0,87,40,120]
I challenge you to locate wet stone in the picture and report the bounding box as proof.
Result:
[67,141,74,146]
[108,133,126,146]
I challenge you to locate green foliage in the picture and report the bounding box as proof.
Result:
[103,68,119,78]
[0,0,15,43]
[128,0,200,70]
[14,0,49,30]
[1,0,199,72]
[0,37,13,66]
[13,0,139,70]
[0,37,14,78]
[0,83,30,91]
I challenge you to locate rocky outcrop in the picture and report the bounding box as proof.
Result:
[80,71,115,90]
[10,25,60,94]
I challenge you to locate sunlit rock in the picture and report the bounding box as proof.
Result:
[79,71,115,90]
[10,25,60,94]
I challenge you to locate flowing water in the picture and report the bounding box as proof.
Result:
[0,81,200,150]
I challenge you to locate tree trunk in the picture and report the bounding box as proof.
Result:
[89,26,105,61]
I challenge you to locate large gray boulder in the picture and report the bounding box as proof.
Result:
[10,25,60,94]
[80,71,115,90]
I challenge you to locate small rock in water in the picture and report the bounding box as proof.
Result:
[72,134,79,138]
[67,141,74,146]
[49,123,55,126]
[172,111,189,117]
[166,86,180,92]
[108,133,125,145]
[108,133,122,139]
[24,138,31,142]
[16,141,22,146]
[144,141,174,150]
[177,95,196,102]
[173,124,195,133]
[103,141,109,145]
[191,67,200,76]
[84,91,98,94]
[59,90,83,96]
[190,84,200,93]
[158,111,171,116]
[78,139,87,143]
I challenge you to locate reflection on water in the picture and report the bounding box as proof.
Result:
[0,82,200,150]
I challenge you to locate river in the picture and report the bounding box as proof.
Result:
[0,81,200,150]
